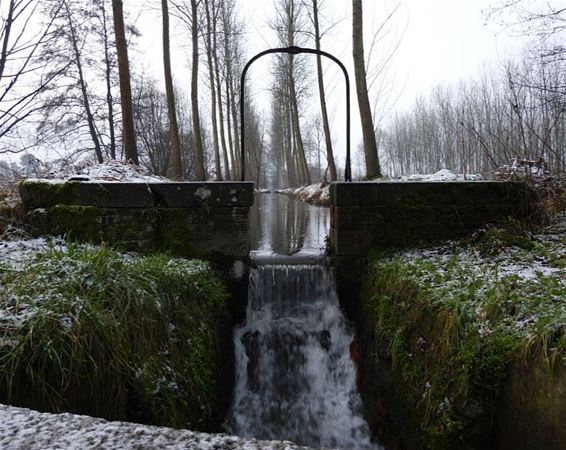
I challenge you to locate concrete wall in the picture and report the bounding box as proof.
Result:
[330,181,539,256]
[19,181,254,294]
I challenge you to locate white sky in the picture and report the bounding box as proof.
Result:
[224,0,528,171]
[4,0,536,168]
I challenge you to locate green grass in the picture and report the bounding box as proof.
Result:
[361,219,566,449]
[0,243,230,429]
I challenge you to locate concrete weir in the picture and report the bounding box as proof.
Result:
[329,180,539,318]
[19,180,254,260]
[19,180,255,314]
[330,180,538,255]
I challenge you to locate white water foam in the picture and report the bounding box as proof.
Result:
[225,264,380,450]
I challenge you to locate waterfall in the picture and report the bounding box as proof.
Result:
[225,263,379,450]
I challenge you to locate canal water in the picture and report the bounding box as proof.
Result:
[224,193,380,450]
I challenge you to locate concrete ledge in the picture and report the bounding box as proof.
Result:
[19,181,255,265]
[330,180,531,207]
[18,181,255,209]
[330,181,538,255]
[150,182,254,207]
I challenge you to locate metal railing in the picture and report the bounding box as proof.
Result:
[240,46,352,182]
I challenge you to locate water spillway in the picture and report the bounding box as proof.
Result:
[225,193,379,449]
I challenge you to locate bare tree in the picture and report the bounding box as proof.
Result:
[272,0,312,186]
[352,0,381,178]
[96,0,118,160]
[310,0,336,181]
[133,74,195,179]
[189,0,206,180]
[35,0,129,163]
[212,2,231,180]
[204,0,222,180]
[112,0,138,164]
[486,1,566,62]
[212,1,231,179]
[380,56,566,177]
[62,1,104,163]
[161,0,182,178]
[0,0,64,151]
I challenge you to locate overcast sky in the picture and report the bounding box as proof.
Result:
[19,0,533,169]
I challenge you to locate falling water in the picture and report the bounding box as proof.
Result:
[225,193,380,449]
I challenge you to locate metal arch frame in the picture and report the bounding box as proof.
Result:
[240,45,352,182]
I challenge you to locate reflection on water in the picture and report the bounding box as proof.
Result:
[228,193,380,449]
[249,193,329,259]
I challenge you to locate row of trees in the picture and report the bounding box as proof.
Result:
[6,0,562,184]
[380,1,566,178]
[1,0,266,183]
[267,0,383,188]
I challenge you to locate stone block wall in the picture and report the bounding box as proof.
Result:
[330,181,538,256]
[19,181,254,264]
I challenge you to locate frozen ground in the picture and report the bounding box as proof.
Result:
[393,169,483,182]
[34,160,169,183]
[0,404,324,450]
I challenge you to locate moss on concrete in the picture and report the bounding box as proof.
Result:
[28,205,157,252]
[18,180,81,208]
[154,209,199,258]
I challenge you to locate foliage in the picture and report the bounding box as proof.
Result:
[0,243,229,429]
[361,218,566,448]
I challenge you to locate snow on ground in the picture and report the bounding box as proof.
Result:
[281,183,330,206]
[0,404,324,450]
[34,160,169,184]
[399,213,566,335]
[392,169,483,182]
[0,236,65,270]
[402,214,566,282]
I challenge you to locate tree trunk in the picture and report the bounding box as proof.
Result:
[112,0,139,164]
[213,6,230,180]
[313,0,336,181]
[352,0,381,178]
[286,0,310,185]
[222,5,238,178]
[101,1,116,159]
[285,97,297,187]
[204,0,222,181]
[225,72,236,177]
[161,0,183,179]
[65,2,104,163]
[190,0,206,180]
[289,71,311,185]
[229,65,241,179]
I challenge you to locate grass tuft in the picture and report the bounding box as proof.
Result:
[360,216,566,448]
[0,243,229,429]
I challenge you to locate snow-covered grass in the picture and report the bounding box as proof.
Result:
[0,236,65,270]
[0,240,229,429]
[0,236,327,449]
[0,404,321,450]
[362,213,566,447]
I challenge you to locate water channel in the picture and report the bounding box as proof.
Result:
[224,193,380,450]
